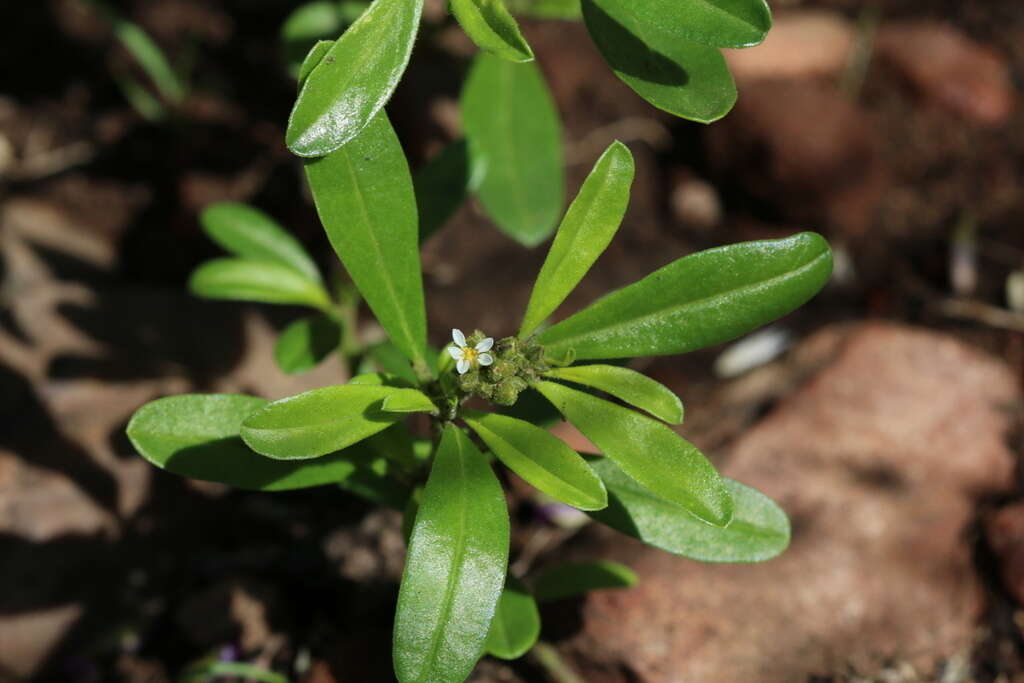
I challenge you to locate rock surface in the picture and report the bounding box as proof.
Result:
[561,323,1018,682]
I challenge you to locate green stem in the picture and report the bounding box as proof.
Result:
[528,641,585,683]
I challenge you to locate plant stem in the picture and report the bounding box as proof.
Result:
[528,641,585,683]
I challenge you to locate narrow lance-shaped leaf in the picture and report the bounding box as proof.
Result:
[394,425,510,683]
[450,0,534,63]
[286,0,424,157]
[305,112,428,368]
[538,233,833,360]
[381,389,438,414]
[126,394,386,492]
[461,53,564,247]
[581,0,737,124]
[520,141,634,336]
[505,0,581,20]
[297,39,335,88]
[592,0,770,48]
[484,576,540,660]
[201,202,322,283]
[588,457,791,562]
[464,411,607,511]
[534,380,732,527]
[543,364,683,424]
[240,384,406,460]
[189,258,331,310]
[532,560,637,602]
[274,315,342,375]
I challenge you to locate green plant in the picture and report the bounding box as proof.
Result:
[127,1,833,681]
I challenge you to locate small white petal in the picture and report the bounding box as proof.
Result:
[475,337,494,352]
[447,345,464,360]
[457,358,471,374]
[477,353,494,366]
[452,329,466,348]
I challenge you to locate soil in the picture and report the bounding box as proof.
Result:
[2,0,1024,681]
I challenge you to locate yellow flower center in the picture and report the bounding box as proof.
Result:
[461,347,479,364]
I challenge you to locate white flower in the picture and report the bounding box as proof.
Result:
[448,329,494,375]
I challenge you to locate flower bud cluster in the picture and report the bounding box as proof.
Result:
[456,332,549,407]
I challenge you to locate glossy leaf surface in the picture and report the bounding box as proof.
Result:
[589,457,790,562]
[274,315,341,374]
[281,1,344,74]
[535,381,731,526]
[593,0,770,48]
[464,412,606,511]
[297,39,335,87]
[381,389,437,414]
[394,426,509,683]
[305,113,428,367]
[200,203,321,283]
[451,0,534,63]
[127,394,373,491]
[539,233,833,360]
[581,0,736,123]
[286,0,423,156]
[543,364,682,424]
[532,560,637,602]
[240,384,404,460]
[484,577,540,660]
[519,141,634,336]
[461,53,564,247]
[189,258,330,309]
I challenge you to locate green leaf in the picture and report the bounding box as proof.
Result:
[126,394,383,491]
[367,342,419,385]
[450,0,534,63]
[336,429,416,508]
[519,141,634,336]
[305,112,428,367]
[90,1,185,104]
[274,315,342,374]
[589,457,790,562]
[286,0,423,157]
[534,381,732,527]
[464,412,606,511]
[414,139,480,243]
[381,389,437,414]
[543,365,682,424]
[281,1,344,75]
[297,39,335,88]
[349,372,416,388]
[594,0,769,48]
[461,53,564,247]
[188,258,331,309]
[538,233,833,360]
[484,576,540,660]
[532,560,637,602]
[506,0,581,19]
[201,202,321,282]
[240,384,406,460]
[394,425,510,683]
[581,0,737,123]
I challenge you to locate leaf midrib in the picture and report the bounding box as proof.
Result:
[419,434,471,681]
[338,139,423,365]
[544,250,829,350]
[470,420,600,507]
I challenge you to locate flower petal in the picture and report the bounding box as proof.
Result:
[477,353,494,366]
[475,337,494,352]
[452,328,466,348]
[457,358,471,374]
[447,345,464,360]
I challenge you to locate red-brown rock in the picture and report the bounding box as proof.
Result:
[563,324,1018,682]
